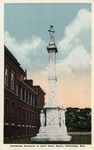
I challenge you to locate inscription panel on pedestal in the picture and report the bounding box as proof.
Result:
[46,109,59,125]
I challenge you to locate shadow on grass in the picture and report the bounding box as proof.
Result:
[4,134,91,144]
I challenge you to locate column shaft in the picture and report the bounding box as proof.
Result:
[48,50,57,105]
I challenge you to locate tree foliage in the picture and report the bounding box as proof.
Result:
[66,107,91,132]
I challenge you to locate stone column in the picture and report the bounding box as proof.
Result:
[45,25,58,108]
[48,49,57,106]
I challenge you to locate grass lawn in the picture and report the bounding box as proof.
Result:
[4,134,91,144]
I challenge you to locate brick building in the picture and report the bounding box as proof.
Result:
[4,45,45,141]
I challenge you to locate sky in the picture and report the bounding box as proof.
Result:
[4,3,91,108]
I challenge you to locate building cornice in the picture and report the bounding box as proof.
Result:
[4,45,25,74]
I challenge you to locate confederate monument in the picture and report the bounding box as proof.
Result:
[31,25,71,142]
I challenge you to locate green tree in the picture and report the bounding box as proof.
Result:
[66,107,91,132]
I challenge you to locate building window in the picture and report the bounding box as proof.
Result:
[32,95,34,106]
[34,112,36,121]
[22,126,25,136]
[12,102,15,116]
[18,85,21,97]
[17,126,20,136]
[34,112,35,122]
[18,106,21,119]
[5,99,9,114]
[28,128,30,136]
[30,95,33,105]
[28,92,29,103]
[32,111,34,121]
[29,94,31,104]
[20,87,22,100]
[11,126,14,137]
[22,108,25,120]
[29,111,31,121]
[26,110,28,121]
[11,71,15,90]
[26,127,28,136]
[16,84,18,95]
[26,91,28,102]
[4,125,9,138]
[31,111,32,121]
[22,88,25,101]
[5,66,9,86]
[24,89,26,101]
[33,112,36,122]
[33,96,35,106]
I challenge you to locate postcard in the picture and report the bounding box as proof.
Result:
[0,0,93,150]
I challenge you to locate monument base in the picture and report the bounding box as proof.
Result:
[31,137,71,142]
[31,125,71,142]
[31,106,72,142]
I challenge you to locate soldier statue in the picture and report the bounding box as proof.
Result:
[48,25,55,43]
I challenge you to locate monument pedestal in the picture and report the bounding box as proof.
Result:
[31,127,71,142]
[31,106,71,142]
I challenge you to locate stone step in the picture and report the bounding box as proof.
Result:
[31,135,72,142]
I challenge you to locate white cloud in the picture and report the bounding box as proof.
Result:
[58,9,91,53]
[57,9,91,75]
[4,31,47,72]
[57,45,91,75]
